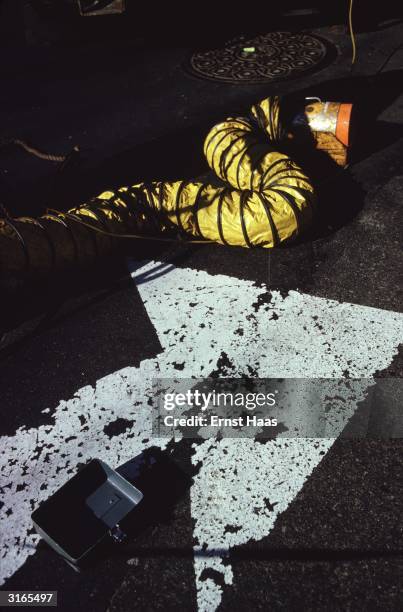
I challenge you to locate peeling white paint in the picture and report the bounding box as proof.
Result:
[0,259,402,612]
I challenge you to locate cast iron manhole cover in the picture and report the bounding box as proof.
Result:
[188,31,333,84]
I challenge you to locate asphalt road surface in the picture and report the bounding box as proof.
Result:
[1,15,403,612]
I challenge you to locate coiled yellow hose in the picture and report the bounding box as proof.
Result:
[129,97,314,247]
[0,96,315,288]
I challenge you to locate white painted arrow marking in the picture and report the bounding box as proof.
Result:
[0,259,402,612]
[131,260,403,611]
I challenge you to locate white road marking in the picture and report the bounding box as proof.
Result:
[133,261,403,611]
[0,260,402,612]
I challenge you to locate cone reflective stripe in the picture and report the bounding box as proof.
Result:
[0,96,317,289]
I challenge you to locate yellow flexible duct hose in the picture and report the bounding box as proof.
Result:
[0,96,315,289]
[133,98,314,247]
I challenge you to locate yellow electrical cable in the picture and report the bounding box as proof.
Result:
[348,0,356,65]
